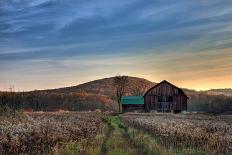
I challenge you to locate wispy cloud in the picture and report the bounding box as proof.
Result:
[0,0,140,33]
[0,0,232,90]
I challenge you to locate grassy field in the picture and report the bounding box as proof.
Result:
[120,113,232,155]
[0,112,231,155]
[0,112,107,154]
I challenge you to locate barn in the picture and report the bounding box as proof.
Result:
[144,80,188,113]
[121,80,188,113]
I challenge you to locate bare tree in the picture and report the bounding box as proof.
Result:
[113,75,128,112]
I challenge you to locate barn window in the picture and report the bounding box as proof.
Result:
[158,96,162,102]
[158,96,173,102]
[158,96,167,102]
[168,96,173,102]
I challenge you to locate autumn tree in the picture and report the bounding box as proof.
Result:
[113,75,128,112]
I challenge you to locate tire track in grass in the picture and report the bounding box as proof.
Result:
[100,122,113,155]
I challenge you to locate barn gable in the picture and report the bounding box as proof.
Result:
[144,80,187,97]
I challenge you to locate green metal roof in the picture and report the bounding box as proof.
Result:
[121,96,144,105]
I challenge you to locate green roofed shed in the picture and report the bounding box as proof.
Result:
[121,96,144,105]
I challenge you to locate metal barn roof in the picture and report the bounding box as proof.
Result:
[121,96,144,105]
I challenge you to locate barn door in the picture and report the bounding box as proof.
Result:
[159,96,172,112]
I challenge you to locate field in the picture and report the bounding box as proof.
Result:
[120,113,232,154]
[0,112,232,155]
[0,112,107,154]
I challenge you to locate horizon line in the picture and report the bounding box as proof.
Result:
[0,76,231,92]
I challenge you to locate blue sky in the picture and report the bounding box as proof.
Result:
[0,0,232,91]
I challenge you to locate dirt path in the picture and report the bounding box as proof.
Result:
[100,116,153,155]
[100,123,113,155]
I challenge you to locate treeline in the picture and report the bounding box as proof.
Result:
[0,91,116,113]
[1,90,232,114]
[188,94,232,113]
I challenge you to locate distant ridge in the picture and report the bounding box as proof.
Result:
[1,76,231,97]
[39,76,231,97]
[43,76,155,96]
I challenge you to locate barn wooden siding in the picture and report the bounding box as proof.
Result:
[144,80,188,113]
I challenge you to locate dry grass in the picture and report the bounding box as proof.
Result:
[0,111,107,154]
[120,113,232,154]
[1,111,232,154]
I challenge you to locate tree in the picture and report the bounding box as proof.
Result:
[113,75,128,112]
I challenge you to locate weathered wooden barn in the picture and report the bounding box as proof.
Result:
[144,80,188,113]
[121,80,188,113]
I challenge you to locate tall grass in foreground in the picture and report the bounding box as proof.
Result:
[108,116,208,155]
[0,112,107,154]
[58,134,106,155]
[1,112,230,154]
[126,126,207,155]
[120,113,232,155]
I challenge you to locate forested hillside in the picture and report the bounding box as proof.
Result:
[44,77,154,96]
[0,77,154,112]
[0,76,231,113]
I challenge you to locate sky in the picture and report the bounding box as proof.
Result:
[0,0,232,91]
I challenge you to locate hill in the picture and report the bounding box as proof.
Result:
[42,77,232,97]
[0,76,155,111]
[43,76,155,96]
[203,89,232,96]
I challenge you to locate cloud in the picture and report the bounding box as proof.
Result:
[0,47,232,90]
[0,0,53,12]
[0,0,140,33]
[1,0,232,90]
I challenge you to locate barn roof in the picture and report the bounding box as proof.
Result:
[143,80,188,98]
[121,96,144,105]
